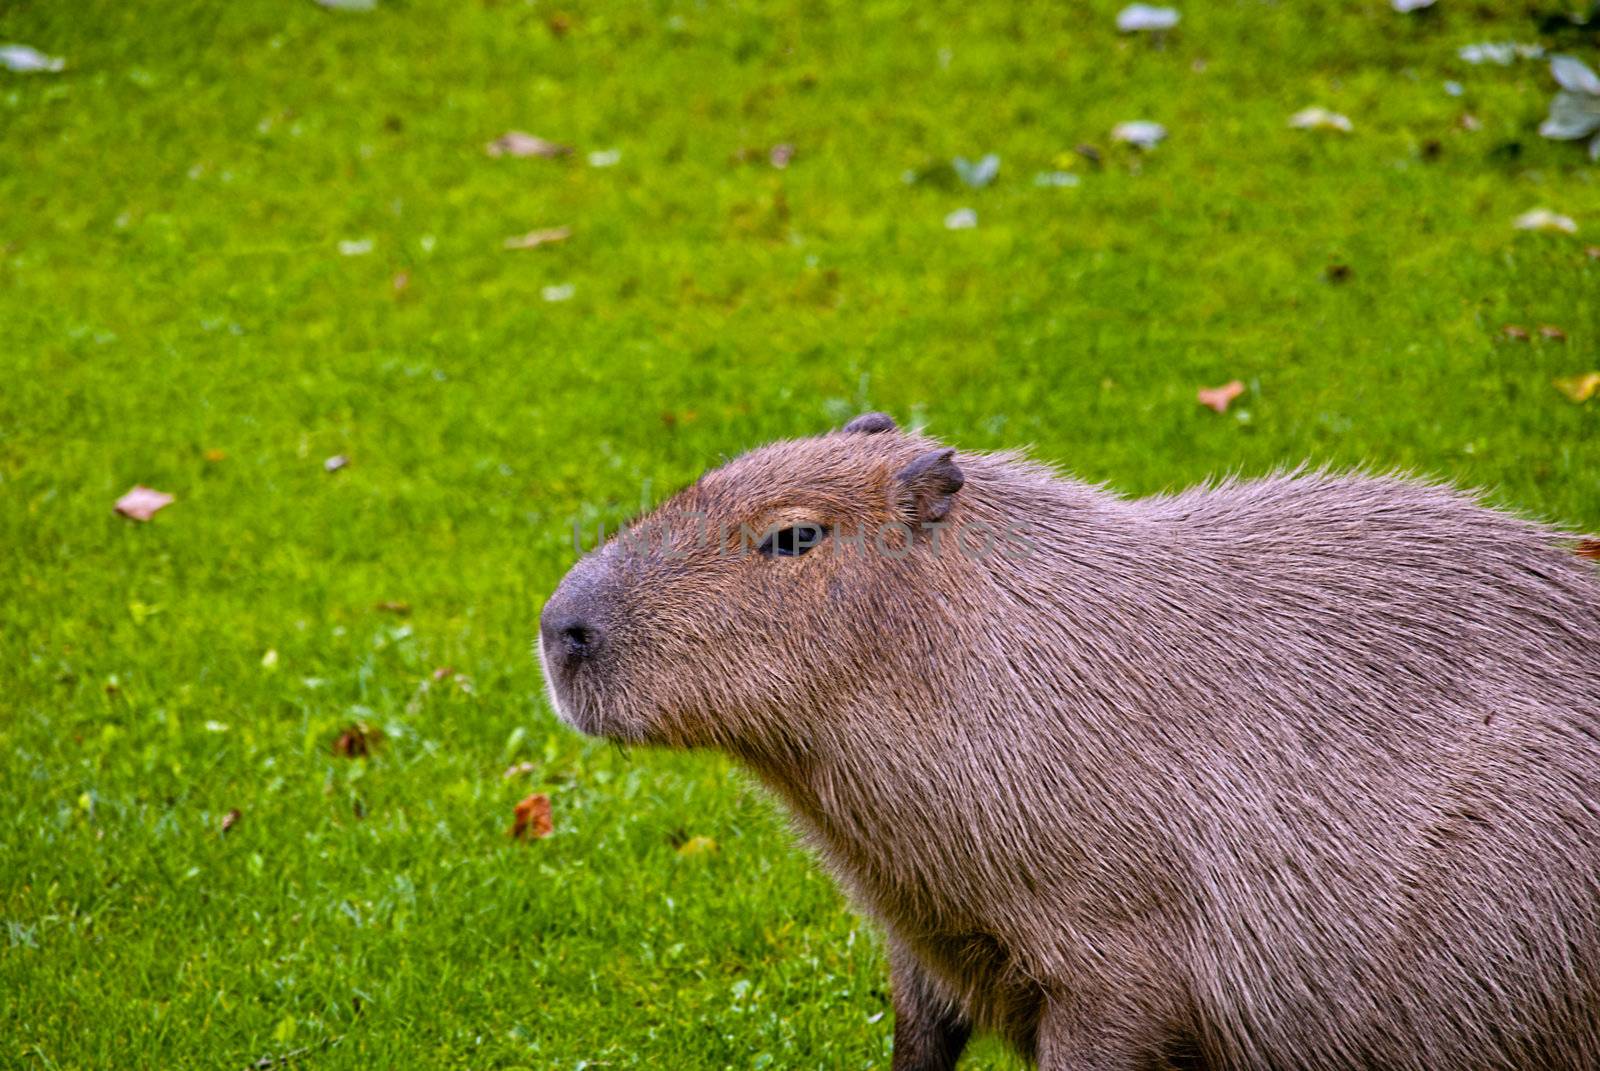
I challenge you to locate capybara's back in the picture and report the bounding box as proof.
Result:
[1110,473,1600,1069]
[540,419,1600,1070]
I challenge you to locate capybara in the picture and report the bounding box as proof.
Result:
[538,414,1600,1070]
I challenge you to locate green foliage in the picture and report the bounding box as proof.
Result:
[1,0,1596,1066]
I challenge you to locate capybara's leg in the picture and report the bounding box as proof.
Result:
[889,939,971,1071]
[1034,995,1162,1071]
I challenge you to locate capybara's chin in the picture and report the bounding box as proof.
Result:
[536,636,641,742]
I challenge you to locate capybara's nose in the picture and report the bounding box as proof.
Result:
[540,602,603,666]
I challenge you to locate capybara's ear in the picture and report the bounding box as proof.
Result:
[893,447,964,524]
[843,412,897,434]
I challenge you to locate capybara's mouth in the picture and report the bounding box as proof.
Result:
[537,634,638,741]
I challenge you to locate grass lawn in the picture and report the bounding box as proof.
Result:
[2,0,1597,1067]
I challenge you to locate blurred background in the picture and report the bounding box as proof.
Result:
[3,0,1597,1067]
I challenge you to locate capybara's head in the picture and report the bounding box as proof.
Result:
[538,414,987,749]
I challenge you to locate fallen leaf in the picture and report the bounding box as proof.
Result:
[1458,42,1544,66]
[769,143,794,168]
[333,722,383,758]
[1197,380,1246,413]
[1588,245,1600,259]
[1539,324,1568,341]
[546,11,572,35]
[676,835,719,857]
[510,793,553,839]
[1554,373,1600,402]
[1501,324,1531,341]
[114,485,174,521]
[1551,54,1600,96]
[1577,539,1600,561]
[1289,107,1353,133]
[502,225,571,250]
[0,44,65,72]
[431,665,456,682]
[222,808,242,834]
[944,207,978,230]
[1112,121,1167,148]
[324,454,349,472]
[486,131,572,158]
[1514,208,1578,234]
[1116,4,1180,31]
[503,761,537,779]
[953,154,1000,187]
[374,600,411,615]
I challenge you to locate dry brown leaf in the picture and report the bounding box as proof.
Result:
[221,808,242,834]
[333,722,383,758]
[1501,324,1531,341]
[431,665,456,682]
[374,600,411,615]
[114,485,174,521]
[1577,539,1600,561]
[1197,380,1245,413]
[503,225,571,250]
[1539,324,1568,342]
[486,131,572,158]
[510,793,553,839]
[1554,373,1600,403]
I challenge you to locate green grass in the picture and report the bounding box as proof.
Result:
[2,0,1597,1067]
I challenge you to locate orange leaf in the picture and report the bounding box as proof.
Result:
[1197,380,1245,413]
[1578,539,1600,562]
[510,793,553,840]
[1554,373,1600,403]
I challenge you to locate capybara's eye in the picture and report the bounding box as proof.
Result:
[760,523,829,558]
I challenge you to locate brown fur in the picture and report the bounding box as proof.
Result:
[539,417,1600,1070]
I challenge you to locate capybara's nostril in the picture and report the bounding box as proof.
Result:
[540,598,604,667]
[561,622,598,657]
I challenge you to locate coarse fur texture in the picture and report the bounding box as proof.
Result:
[538,417,1600,1071]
